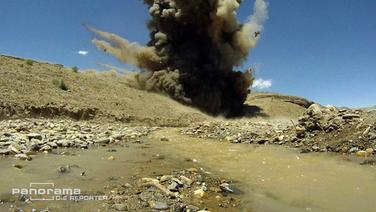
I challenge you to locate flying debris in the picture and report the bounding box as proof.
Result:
[88,0,268,116]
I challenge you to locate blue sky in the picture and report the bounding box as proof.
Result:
[0,0,375,107]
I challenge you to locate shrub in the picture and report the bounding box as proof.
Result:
[25,59,34,66]
[52,79,59,86]
[52,79,69,91]
[59,80,69,91]
[72,66,79,73]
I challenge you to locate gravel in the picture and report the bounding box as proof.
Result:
[0,119,157,157]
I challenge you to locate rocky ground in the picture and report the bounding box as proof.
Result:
[2,105,376,211]
[3,167,240,212]
[103,168,240,212]
[181,104,376,161]
[1,108,376,211]
[0,119,157,159]
[6,103,375,162]
[0,119,242,212]
[294,104,376,155]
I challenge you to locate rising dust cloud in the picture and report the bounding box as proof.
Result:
[88,0,268,116]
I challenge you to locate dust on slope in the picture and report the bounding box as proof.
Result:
[0,55,312,125]
[0,55,209,126]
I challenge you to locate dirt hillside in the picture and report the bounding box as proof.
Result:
[0,55,312,125]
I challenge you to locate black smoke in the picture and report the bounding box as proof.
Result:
[88,0,268,116]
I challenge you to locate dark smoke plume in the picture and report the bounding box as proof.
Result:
[88,0,268,116]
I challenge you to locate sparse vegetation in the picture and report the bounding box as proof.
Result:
[25,59,34,66]
[52,79,59,86]
[72,66,79,73]
[52,79,69,91]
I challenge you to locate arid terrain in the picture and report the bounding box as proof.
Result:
[1,55,376,212]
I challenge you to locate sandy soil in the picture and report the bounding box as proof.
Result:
[0,55,311,126]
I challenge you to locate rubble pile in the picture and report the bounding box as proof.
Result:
[294,104,376,155]
[180,104,376,158]
[296,104,362,137]
[181,121,291,145]
[105,168,240,211]
[0,119,157,159]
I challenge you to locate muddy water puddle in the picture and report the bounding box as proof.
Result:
[1,128,376,212]
[150,128,376,212]
[0,143,198,211]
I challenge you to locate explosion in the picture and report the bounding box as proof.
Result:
[88,0,268,116]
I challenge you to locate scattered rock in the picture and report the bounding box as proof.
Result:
[0,149,11,155]
[13,164,23,169]
[363,126,372,137]
[107,149,117,152]
[79,143,88,149]
[366,148,374,154]
[60,140,72,147]
[168,181,179,192]
[342,114,360,119]
[27,133,42,140]
[179,176,192,186]
[106,168,240,211]
[96,138,111,144]
[47,142,58,148]
[349,147,359,154]
[160,136,169,142]
[28,142,40,151]
[193,188,206,199]
[112,203,127,211]
[181,120,290,145]
[356,150,368,157]
[312,145,320,152]
[57,165,70,174]
[296,126,306,138]
[0,137,9,142]
[219,183,234,193]
[8,143,23,154]
[0,119,156,157]
[186,205,200,212]
[40,145,52,152]
[160,175,173,182]
[307,104,323,118]
[186,168,198,173]
[171,177,184,186]
[154,154,165,160]
[277,135,285,142]
[149,201,169,210]
[14,153,31,160]
[300,148,311,154]
[370,133,376,140]
[356,149,373,157]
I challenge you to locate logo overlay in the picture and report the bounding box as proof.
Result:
[12,183,108,201]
